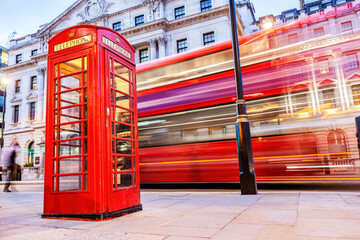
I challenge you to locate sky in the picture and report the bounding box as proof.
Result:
[0,0,300,46]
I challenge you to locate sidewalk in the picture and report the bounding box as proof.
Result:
[1,188,360,239]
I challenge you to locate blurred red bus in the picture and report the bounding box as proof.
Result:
[134,8,360,183]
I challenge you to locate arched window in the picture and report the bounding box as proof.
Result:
[327,130,349,159]
[28,141,34,164]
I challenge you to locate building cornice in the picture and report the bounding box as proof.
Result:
[31,52,48,62]
[2,60,37,73]
[120,6,231,38]
[169,6,229,30]
[9,37,38,51]
[79,2,146,25]
[244,30,360,67]
[4,126,35,136]
[120,19,169,37]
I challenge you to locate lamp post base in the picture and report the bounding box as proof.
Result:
[240,172,258,195]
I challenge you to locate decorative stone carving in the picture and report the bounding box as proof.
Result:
[147,38,157,48]
[305,57,314,65]
[39,35,50,52]
[26,92,38,100]
[332,51,342,61]
[85,0,107,20]
[77,0,114,21]
[10,96,22,104]
[36,66,47,74]
[157,36,167,46]
[148,0,164,21]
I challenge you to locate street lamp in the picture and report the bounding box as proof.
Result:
[259,16,275,30]
[262,21,274,30]
[0,75,8,149]
[228,0,257,194]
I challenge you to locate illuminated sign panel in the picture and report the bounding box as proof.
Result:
[54,34,92,52]
[102,36,131,59]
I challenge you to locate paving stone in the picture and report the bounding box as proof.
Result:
[298,208,360,220]
[233,208,298,225]
[165,236,209,240]
[211,223,295,240]
[296,236,356,240]
[300,193,343,201]
[296,218,360,238]
[163,212,238,228]
[298,200,353,210]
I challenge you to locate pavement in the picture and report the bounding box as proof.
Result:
[1,184,360,240]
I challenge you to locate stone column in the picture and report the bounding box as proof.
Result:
[328,17,337,37]
[102,16,109,27]
[302,24,309,41]
[332,51,347,110]
[305,57,321,114]
[337,54,351,109]
[158,36,167,59]
[356,11,360,33]
[36,66,47,121]
[147,39,157,61]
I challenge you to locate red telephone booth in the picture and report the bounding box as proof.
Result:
[43,25,142,220]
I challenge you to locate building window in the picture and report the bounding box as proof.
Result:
[28,141,34,165]
[135,15,144,26]
[341,21,352,32]
[309,5,320,12]
[288,33,298,44]
[269,35,277,49]
[139,49,149,63]
[29,102,36,120]
[175,6,185,19]
[327,130,349,160]
[200,0,212,12]
[203,32,215,45]
[31,49,38,56]
[346,54,359,70]
[30,76,37,90]
[284,12,295,18]
[336,0,347,5]
[113,22,121,31]
[352,85,360,105]
[318,59,330,74]
[15,80,21,93]
[313,27,325,38]
[291,65,304,79]
[284,17,296,23]
[177,39,188,53]
[15,54,22,64]
[322,89,336,108]
[13,105,19,123]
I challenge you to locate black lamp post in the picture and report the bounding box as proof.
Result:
[228,0,257,194]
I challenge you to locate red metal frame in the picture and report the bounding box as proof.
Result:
[43,25,141,220]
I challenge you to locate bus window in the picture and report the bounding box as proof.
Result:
[327,130,349,160]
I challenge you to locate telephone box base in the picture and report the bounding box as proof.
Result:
[42,204,143,221]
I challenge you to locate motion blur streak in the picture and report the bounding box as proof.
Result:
[134,1,360,183]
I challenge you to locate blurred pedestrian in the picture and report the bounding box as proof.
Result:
[2,141,20,192]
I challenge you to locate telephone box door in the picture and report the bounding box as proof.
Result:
[104,50,140,212]
[45,49,93,213]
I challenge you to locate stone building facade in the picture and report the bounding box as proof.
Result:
[1,0,256,179]
[253,0,360,163]
[258,0,355,29]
